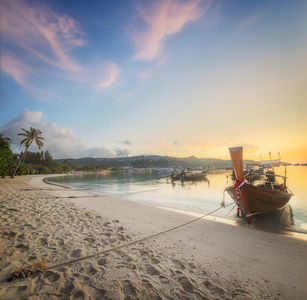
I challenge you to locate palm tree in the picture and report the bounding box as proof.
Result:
[12,127,44,178]
[0,133,12,148]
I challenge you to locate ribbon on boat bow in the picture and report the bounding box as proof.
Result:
[234,178,246,217]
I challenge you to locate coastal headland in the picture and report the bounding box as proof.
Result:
[0,175,306,299]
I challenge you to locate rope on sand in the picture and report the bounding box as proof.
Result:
[8,203,233,281]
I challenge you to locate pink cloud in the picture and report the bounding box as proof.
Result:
[1,53,63,103]
[133,0,211,61]
[0,1,122,101]
[1,54,32,85]
[0,0,85,75]
[98,62,120,88]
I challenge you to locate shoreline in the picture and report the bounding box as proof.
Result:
[1,175,307,299]
[43,173,307,239]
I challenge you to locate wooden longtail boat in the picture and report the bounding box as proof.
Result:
[225,147,293,223]
[182,167,207,180]
[171,167,208,181]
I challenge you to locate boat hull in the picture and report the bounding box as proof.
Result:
[227,184,292,221]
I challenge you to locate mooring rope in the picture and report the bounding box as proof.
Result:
[45,203,233,271]
[227,203,237,215]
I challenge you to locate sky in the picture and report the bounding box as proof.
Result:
[0,0,306,163]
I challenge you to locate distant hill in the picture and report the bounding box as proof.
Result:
[55,155,256,169]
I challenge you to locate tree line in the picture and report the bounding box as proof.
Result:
[0,129,108,177]
[1,127,241,177]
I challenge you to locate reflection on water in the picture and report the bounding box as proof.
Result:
[170,178,210,188]
[241,204,294,233]
[48,166,307,235]
[263,166,307,233]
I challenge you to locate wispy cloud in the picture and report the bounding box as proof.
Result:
[0,0,120,101]
[0,0,85,72]
[132,0,211,61]
[97,62,120,88]
[1,54,32,85]
[240,12,263,28]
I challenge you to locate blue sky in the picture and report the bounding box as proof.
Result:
[0,0,306,162]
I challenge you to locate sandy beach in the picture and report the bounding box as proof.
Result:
[0,175,306,299]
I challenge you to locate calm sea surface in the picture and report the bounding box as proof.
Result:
[47,166,307,235]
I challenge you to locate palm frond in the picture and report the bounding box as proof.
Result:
[36,140,44,148]
[20,138,29,145]
[0,134,12,143]
[20,128,30,135]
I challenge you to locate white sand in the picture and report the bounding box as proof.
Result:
[0,175,306,299]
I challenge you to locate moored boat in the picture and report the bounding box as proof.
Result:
[181,167,207,180]
[225,147,293,223]
[171,167,208,181]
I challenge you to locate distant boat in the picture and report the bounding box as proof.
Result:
[171,167,208,181]
[170,172,182,180]
[225,147,293,223]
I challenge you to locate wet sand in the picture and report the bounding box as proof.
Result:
[0,175,306,299]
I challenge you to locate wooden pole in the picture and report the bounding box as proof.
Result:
[228,147,251,219]
[229,147,244,181]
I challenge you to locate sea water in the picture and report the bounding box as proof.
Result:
[47,166,307,235]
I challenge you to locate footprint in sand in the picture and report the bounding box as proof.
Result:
[159,276,170,284]
[173,259,185,269]
[39,238,48,246]
[84,237,95,243]
[15,243,29,252]
[24,223,33,229]
[8,231,17,238]
[34,279,44,292]
[116,234,126,241]
[139,250,150,257]
[72,290,85,299]
[84,263,98,275]
[151,257,160,264]
[6,285,27,294]
[43,270,61,283]
[178,276,196,293]
[87,284,107,299]
[233,288,255,299]
[17,233,25,242]
[117,226,124,231]
[188,262,197,269]
[27,255,37,262]
[203,280,225,296]
[122,280,139,298]
[70,249,82,258]
[56,238,64,246]
[62,282,75,295]
[146,265,160,276]
[123,256,133,263]
[97,258,107,266]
